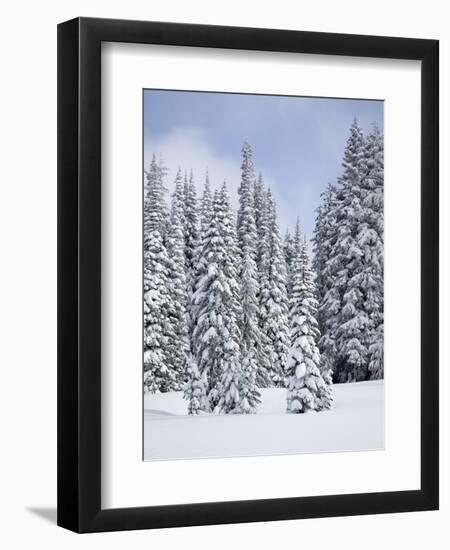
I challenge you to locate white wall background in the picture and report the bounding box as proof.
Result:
[0,0,447,547]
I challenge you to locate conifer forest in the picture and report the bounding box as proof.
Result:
[143,118,384,422]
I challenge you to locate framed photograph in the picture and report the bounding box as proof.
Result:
[57,17,439,533]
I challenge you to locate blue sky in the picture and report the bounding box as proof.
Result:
[144,90,383,239]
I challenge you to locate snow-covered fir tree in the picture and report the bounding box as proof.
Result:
[143,229,174,393]
[292,218,302,254]
[191,188,225,409]
[184,354,208,414]
[190,172,213,346]
[143,156,177,392]
[192,184,245,412]
[283,229,295,295]
[236,142,268,393]
[182,169,200,347]
[288,219,303,297]
[333,119,371,382]
[254,172,266,240]
[165,172,190,386]
[183,169,199,278]
[368,323,384,379]
[312,184,337,310]
[218,182,260,413]
[173,168,187,226]
[363,123,384,261]
[318,366,333,410]
[261,189,290,387]
[199,170,212,233]
[194,171,213,285]
[255,182,274,386]
[286,238,330,413]
[361,123,384,379]
[313,119,384,383]
[144,155,169,250]
[312,183,339,378]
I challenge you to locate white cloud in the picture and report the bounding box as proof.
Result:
[144,126,299,235]
[144,127,241,209]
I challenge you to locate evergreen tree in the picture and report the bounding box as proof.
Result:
[312,119,384,383]
[363,123,384,259]
[183,170,189,200]
[314,120,369,383]
[192,188,223,408]
[182,169,200,348]
[173,168,187,226]
[361,123,384,379]
[312,184,339,378]
[144,155,168,252]
[217,182,243,334]
[190,172,213,348]
[236,142,267,394]
[165,172,190,386]
[312,184,337,310]
[287,219,302,299]
[184,355,208,414]
[143,155,180,393]
[286,239,330,412]
[317,284,340,379]
[333,119,370,382]
[254,172,266,240]
[263,189,290,386]
[318,367,333,411]
[238,349,262,412]
[218,182,259,413]
[199,170,212,233]
[255,182,273,386]
[292,218,302,254]
[256,183,271,283]
[283,229,295,295]
[184,169,199,276]
[368,323,384,379]
[143,228,174,393]
[192,184,244,412]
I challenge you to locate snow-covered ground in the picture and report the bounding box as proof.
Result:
[144,380,384,461]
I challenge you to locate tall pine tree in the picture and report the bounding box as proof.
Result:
[333,119,370,382]
[283,229,295,296]
[199,170,212,232]
[143,156,177,392]
[254,172,266,240]
[361,123,384,379]
[182,169,199,349]
[190,172,213,349]
[313,119,384,383]
[165,172,189,386]
[184,354,208,415]
[312,183,339,378]
[183,169,199,278]
[286,239,330,412]
[192,184,245,412]
[144,155,168,249]
[143,229,174,392]
[218,182,260,413]
[263,189,290,386]
[237,142,267,393]
[255,181,274,386]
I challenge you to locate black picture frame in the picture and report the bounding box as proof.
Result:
[57,17,439,533]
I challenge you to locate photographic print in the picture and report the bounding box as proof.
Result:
[58,18,438,531]
[143,90,384,461]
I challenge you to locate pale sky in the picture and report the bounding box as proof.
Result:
[143,90,384,239]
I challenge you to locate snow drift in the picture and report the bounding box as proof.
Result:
[144,380,384,461]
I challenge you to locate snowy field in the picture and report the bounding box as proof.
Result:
[144,380,384,460]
